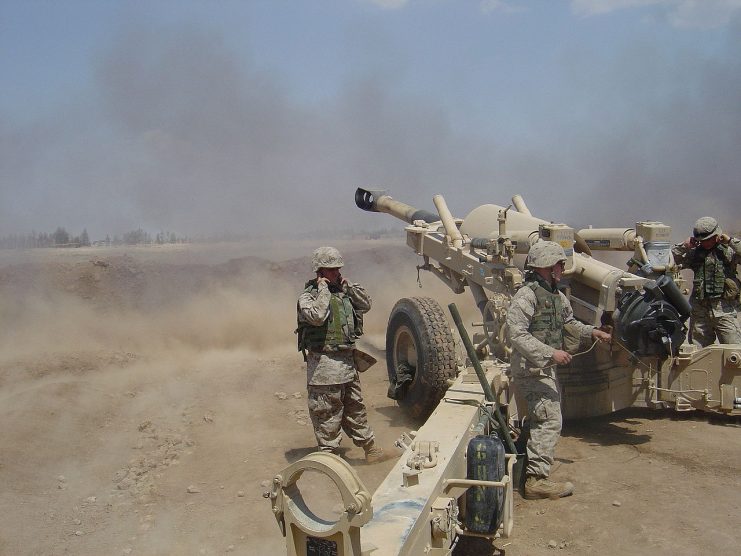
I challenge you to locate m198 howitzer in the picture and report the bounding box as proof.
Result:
[354,187,740,419]
[267,188,741,556]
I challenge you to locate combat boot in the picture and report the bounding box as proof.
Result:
[364,442,393,464]
[524,476,574,500]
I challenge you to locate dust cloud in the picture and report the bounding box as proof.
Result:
[1,257,292,361]
[2,17,740,240]
[0,239,461,555]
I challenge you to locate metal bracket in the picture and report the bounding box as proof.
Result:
[394,431,416,451]
[430,496,458,543]
[406,440,440,470]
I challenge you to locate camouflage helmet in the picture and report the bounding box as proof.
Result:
[692,217,721,241]
[526,241,567,269]
[311,246,344,272]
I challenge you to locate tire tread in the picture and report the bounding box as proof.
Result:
[386,296,458,418]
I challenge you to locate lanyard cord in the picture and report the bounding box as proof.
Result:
[541,339,600,370]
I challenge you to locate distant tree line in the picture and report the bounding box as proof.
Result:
[0,227,189,249]
[277,226,405,241]
[187,226,405,243]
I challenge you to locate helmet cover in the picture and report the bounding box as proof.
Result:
[692,217,721,241]
[312,246,344,272]
[527,241,567,269]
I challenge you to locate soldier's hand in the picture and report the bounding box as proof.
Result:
[551,350,572,365]
[317,277,330,288]
[719,233,731,245]
[684,237,696,248]
[592,329,612,343]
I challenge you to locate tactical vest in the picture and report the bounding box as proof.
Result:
[526,280,564,350]
[689,245,737,301]
[297,281,359,353]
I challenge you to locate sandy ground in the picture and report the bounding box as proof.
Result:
[1,240,739,556]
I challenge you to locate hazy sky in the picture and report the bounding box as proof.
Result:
[1,0,740,240]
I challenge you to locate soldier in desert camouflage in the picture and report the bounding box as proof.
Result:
[507,241,611,500]
[671,217,741,347]
[296,246,388,463]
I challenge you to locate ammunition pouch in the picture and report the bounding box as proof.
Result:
[724,277,740,301]
[563,322,585,355]
[354,311,364,338]
[353,348,377,373]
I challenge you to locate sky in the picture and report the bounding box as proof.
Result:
[1,0,740,240]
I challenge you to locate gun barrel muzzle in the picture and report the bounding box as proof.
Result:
[355,187,439,224]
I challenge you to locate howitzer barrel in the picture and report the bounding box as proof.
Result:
[355,187,439,224]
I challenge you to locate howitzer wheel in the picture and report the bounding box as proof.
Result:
[386,297,458,419]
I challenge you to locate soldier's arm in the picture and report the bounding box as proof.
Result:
[716,234,741,267]
[671,242,691,268]
[729,237,741,262]
[298,283,331,325]
[506,289,555,368]
[561,294,595,342]
[344,282,372,313]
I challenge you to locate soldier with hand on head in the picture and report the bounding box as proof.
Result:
[506,241,611,500]
[296,246,389,464]
[671,217,741,346]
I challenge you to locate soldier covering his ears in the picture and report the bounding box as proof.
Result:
[506,241,611,500]
[671,217,741,346]
[296,246,389,463]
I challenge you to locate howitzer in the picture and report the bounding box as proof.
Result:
[354,187,740,418]
[267,188,741,556]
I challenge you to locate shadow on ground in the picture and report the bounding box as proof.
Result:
[562,407,679,447]
[563,406,741,447]
[454,535,506,555]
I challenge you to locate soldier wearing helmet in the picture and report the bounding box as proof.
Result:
[671,217,741,346]
[506,241,611,500]
[296,247,389,463]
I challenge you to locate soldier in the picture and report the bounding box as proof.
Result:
[296,246,387,463]
[671,217,741,346]
[506,241,611,500]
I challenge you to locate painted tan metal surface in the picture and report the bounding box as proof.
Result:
[360,365,514,556]
[267,452,373,556]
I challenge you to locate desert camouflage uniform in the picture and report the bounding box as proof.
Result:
[672,238,741,346]
[298,279,374,452]
[506,275,594,478]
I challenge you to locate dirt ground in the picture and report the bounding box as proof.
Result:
[1,239,739,556]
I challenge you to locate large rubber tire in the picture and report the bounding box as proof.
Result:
[386,297,458,419]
